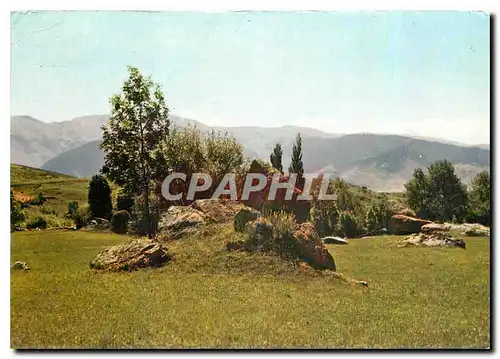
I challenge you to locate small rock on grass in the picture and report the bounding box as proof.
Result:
[11,261,30,270]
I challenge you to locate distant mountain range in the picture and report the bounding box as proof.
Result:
[10,115,490,192]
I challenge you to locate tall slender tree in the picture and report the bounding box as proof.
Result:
[88,174,113,219]
[288,133,304,178]
[100,66,170,238]
[270,143,283,173]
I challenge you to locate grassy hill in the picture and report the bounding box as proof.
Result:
[11,226,490,348]
[10,164,89,228]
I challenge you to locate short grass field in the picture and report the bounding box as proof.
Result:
[11,226,490,349]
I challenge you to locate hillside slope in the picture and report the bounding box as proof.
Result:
[10,115,109,167]
[42,140,105,178]
[10,164,88,227]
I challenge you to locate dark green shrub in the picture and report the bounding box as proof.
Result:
[339,211,358,238]
[234,208,260,232]
[116,192,135,213]
[111,210,131,234]
[67,201,79,217]
[365,208,378,233]
[74,205,91,229]
[40,205,56,215]
[30,192,47,206]
[261,200,310,224]
[311,200,338,237]
[246,211,298,255]
[88,175,113,219]
[11,191,25,231]
[27,216,47,230]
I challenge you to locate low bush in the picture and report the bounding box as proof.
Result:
[234,208,260,232]
[339,211,358,238]
[67,201,79,218]
[365,208,378,233]
[29,193,47,206]
[111,210,131,234]
[245,211,298,257]
[26,216,47,230]
[10,191,25,231]
[40,205,57,215]
[116,193,134,213]
[310,200,338,237]
[74,205,91,229]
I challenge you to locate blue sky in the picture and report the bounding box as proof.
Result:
[11,11,490,144]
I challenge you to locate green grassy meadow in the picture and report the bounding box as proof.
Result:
[11,226,490,349]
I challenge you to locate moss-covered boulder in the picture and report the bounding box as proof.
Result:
[158,206,213,240]
[234,207,261,232]
[191,199,247,223]
[90,239,171,271]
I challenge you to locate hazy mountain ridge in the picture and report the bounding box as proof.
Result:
[10,115,108,167]
[11,115,490,191]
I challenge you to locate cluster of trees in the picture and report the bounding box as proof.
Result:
[99,66,244,238]
[405,160,490,225]
[267,137,395,238]
[159,125,244,201]
[65,174,136,233]
[308,178,393,238]
[269,134,304,178]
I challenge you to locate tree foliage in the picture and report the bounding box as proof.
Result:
[161,125,205,176]
[405,160,468,222]
[204,129,244,185]
[88,174,113,219]
[116,191,135,213]
[365,208,378,233]
[67,201,79,218]
[468,171,490,225]
[270,143,283,173]
[288,133,304,178]
[11,191,25,231]
[311,199,338,237]
[100,66,170,238]
[158,126,244,201]
[338,211,358,238]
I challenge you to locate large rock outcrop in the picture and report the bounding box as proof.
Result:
[399,232,466,249]
[444,223,490,236]
[460,223,490,237]
[293,223,336,270]
[90,239,171,271]
[190,199,247,223]
[234,207,261,232]
[234,218,336,271]
[389,215,432,235]
[157,206,213,240]
[421,223,451,233]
